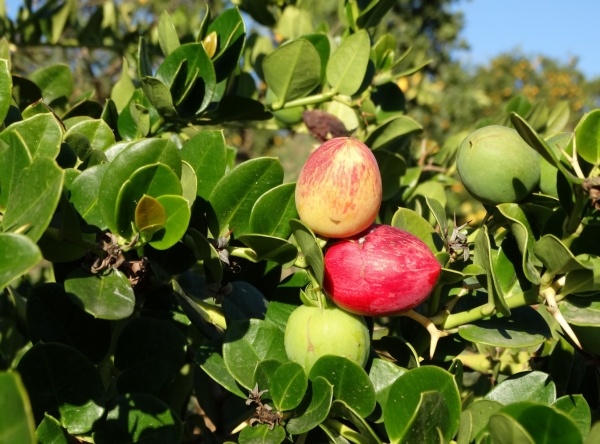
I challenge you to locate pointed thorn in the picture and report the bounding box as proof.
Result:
[547,306,582,349]
[400,310,449,359]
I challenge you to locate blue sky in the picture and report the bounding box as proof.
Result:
[453,0,600,78]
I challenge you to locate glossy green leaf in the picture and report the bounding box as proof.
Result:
[289,219,324,286]
[27,283,111,363]
[264,301,298,333]
[560,295,600,326]
[391,207,441,253]
[171,280,224,339]
[148,195,191,250]
[239,424,285,444]
[17,342,105,434]
[263,39,321,108]
[156,43,216,114]
[459,306,550,348]
[158,11,180,56]
[117,89,156,140]
[356,0,396,28]
[29,64,73,104]
[0,113,62,159]
[545,101,570,135]
[141,76,178,118]
[66,119,115,152]
[0,59,11,123]
[286,376,334,435]
[0,372,35,444]
[560,256,600,296]
[180,130,227,200]
[252,359,282,401]
[69,163,108,229]
[365,115,423,151]
[554,395,591,439]
[466,399,503,442]
[510,112,583,184]
[209,157,283,235]
[135,195,166,237]
[485,371,556,405]
[270,361,308,412]
[0,233,41,290]
[111,58,135,113]
[302,34,330,82]
[2,156,64,243]
[64,268,135,320]
[196,339,246,398]
[115,317,187,394]
[457,410,473,444]
[36,414,70,444]
[488,412,535,443]
[185,228,223,284]
[474,225,511,316]
[222,281,268,322]
[308,355,376,418]
[180,160,197,207]
[93,393,183,444]
[238,234,297,265]
[391,390,450,444]
[207,7,246,82]
[99,138,181,234]
[326,30,370,95]
[0,135,27,209]
[534,235,592,275]
[574,109,600,165]
[115,162,182,238]
[384,366,461,443]
[494,402,583,443]
[374,150,406,201]
[137,37,152,79]
[223,319,288,389]
[11,75,42,110]
[368,359,407,422]
[249,183,298,239]
[329,400,382,444]
[275,5,312,40]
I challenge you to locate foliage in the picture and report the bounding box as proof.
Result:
[0,1,600,444]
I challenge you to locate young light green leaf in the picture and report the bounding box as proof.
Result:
[158,11,180,56]
[0,372,36,444]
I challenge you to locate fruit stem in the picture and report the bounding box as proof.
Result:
[400,310,449,359]
[441,289,538,330]
[271,91,336,110]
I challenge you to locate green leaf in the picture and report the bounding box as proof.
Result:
[466,399,503,442]
[36,414,70,444]
[115,162,182,238]
[209,157,283,236]
[275,6,312,40]
[156,43,216,114]
[289,219,324,286]
[141,76,178,118]
[180,130,227,200]
[365,115,423,151]
[270,361,308,411]
[64,269,135,320]
[135,195,166,237]
[238,234,298,265]
[93,393,183,444]
[66,119,115,152]
[554,395,591,440]
[99,138,181,234]
[207,7,246,82]
[356,0,396,29]
[223,319,288,389]
[263,39,321,108]
[149,195,191,250]
[560,295,600,326]
[249,183,298,239]
[185,228,223,284]
[111,58,135,113]
[286,376,334,435]
[308,355,376,418]
[0,372,36,444]
[374,150,406,201]
[0,233,42,290]
[115,317,188,394]
[586,422,600,444]
[574,109,600,165]
[485,371,556,405]
[488,412,535,443]
[158,11,180,56]
[196,339,247,398]
[510,112,583,184]
[2,156,64,243]
[494,402,583,443]
[391,390,450,444]
[458,306,551,348]
[222,281,269,322]
[474,225,511,316]
[390,207,442,253]
[425,197,448,234]
[27,283,111,363]
[368,359,407,422]
[69,163,108,229]
[17,343,105,434]
[457,410,473,444]
[534,235,592,276]
[252,360,282,401]
[0,113,63,159]
[302,34,330,82]
[180,160,197,207]
[496,204,541,284]
[0,59,11,123]
[239,424,286,444]
[0,134,29,209]
[545,101,570,135]
[384,366,461,443]
[326,30,370,95]
[29,64,73,104]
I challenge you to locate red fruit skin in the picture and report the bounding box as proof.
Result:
[295,137,382,238]
[323,224,441,316]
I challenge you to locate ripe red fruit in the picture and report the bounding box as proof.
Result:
[295,137,382,238]
[323,224,441,316]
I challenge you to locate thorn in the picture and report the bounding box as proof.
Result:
[400,310,449,359]
[545,289,582,349]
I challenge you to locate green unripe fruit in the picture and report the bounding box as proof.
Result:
[457,125,540,205]
[284,304,370,373]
